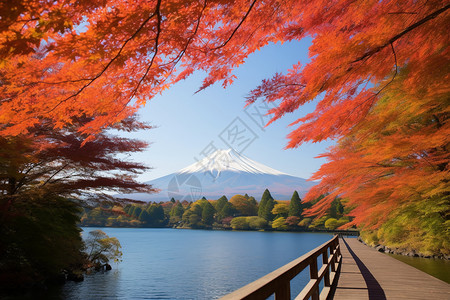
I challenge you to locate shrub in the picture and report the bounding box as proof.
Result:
[272,217,288,230]
[324,218,338,230]
[230,217,249,230]
[248,216,268,230]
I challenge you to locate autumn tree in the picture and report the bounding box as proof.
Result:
[271,203,289,219]
[285,216,301,228]
[272,217,288,230]
[85,230,122,268]
[0,115,154,201]
[230,194,257,216]
[3,0,445,139]
[2,0,448,254]
[0,115,154,286]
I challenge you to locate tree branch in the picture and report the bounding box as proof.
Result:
[47,2,162,113]
[129,0,162,100]
[353,4,450,63]
[212,0,258,50]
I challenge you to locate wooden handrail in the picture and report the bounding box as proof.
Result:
[219,235,342,300]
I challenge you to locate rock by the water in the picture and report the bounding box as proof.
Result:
[375,245,385,252]
[67,273,84,282]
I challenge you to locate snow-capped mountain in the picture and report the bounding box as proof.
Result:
[119,149,316,202]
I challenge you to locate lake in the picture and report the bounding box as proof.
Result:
[58,228,333,299]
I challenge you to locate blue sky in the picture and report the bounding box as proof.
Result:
[123,38,335,182]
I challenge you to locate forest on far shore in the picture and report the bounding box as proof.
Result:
[81,189,352,232]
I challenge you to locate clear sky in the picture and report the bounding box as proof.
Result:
[123,37,335,182]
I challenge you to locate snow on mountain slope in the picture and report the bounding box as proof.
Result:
[118,149,316,202]
[179,149,288,177]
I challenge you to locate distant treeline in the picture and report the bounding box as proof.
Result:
[81,189,353,231]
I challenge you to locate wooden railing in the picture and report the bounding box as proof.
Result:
[219,235,342,300]
[333,230,359,237]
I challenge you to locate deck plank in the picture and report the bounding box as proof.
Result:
[334,238,450,300]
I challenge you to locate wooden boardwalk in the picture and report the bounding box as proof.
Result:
[334,238,450,300]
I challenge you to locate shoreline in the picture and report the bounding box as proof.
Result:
[80,224,360,236]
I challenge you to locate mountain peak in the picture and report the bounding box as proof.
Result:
[178,148,289,177]
[119,148,316,201]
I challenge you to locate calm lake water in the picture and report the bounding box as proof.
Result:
[57,228,333,299]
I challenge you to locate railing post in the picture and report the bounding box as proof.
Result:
[322,248,330,287]
[336,237,341,260]
[310,257,319,300]
[334,237,341,275]
[330,244,336,273]
[275,281,291,300]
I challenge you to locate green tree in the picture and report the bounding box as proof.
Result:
[169,202,184,218]
[329,198,344,219]
[188,214,201,227]
[87,207,109,226]
[214,196,228,212]
[288,191,303,217]
[138,209,150,223]
[147,204,165,227]
[191,203,203,216]
[214,195,234,221]
[132,206,142,219]
[201,201,216,226]
[182,203,203,228]
[218,202,235,220]
[123,204,132,215]
[248,196,258,209]
[127,206,135,217]
[272,217,288,230]
[258,189,275,221]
